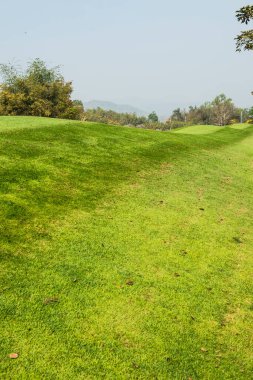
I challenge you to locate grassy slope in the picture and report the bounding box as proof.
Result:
[173,123,249,135]
[0,117,253,379]
[173,124,224,134]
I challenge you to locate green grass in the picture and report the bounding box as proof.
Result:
[173,123,250,135]
[1,116,253,379]
[230,123,251,130]
[173,124,225,134]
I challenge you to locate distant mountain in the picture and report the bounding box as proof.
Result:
[84,100,146,116]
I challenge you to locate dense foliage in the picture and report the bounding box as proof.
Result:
[148,111,159,123]
[170,94,249,126]
[83,107,146,126]
[0,59,83,119]
[83,94,249,130]
[235,5,253,51]
[83,107,168,129]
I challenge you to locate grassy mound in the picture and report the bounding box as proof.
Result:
[1,117,253,379]
[173,123,250,135]
[173,124,224,134]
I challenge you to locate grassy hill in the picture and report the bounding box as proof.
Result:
[1,117,253,379]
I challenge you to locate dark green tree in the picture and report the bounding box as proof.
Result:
[171,108,184,122]
[235,5,253,51]
[148,111,159,123]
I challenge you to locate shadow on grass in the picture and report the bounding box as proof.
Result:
[0,122,252,247]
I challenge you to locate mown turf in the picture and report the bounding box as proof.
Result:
[173,124,224,135]
[0,117,253,379]
[173,123,250,135]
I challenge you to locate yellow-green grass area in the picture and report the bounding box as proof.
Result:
[230,123,251,129]
[0,116,79,132]
[173,123,250,135]
[0,116,253,379]
[173,124,224,134]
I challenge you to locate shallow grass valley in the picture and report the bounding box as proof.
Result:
[0,117,253,379]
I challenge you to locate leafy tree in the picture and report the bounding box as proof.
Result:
[0,59,82,119]
[211,94,235,126]
[198,103,213,125]
[171,108,185,122]
[186,105,211,125]
[148,111,159,123]
[235,5,253,51]
[73,99,84,109]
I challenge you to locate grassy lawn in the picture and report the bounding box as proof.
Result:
[173,123,250,135]
[173,124,225,135]
[1,117,253,379]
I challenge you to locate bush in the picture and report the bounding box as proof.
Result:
[0,59,83,120]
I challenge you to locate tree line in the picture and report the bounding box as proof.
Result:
[0,59,252,130]
[83,95,253,130]
[0,5,253,129]
[170,94,252,126]
[0,61,165,129]
[82,108,167,129]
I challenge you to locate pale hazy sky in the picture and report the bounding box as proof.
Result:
[0,0,252,115]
